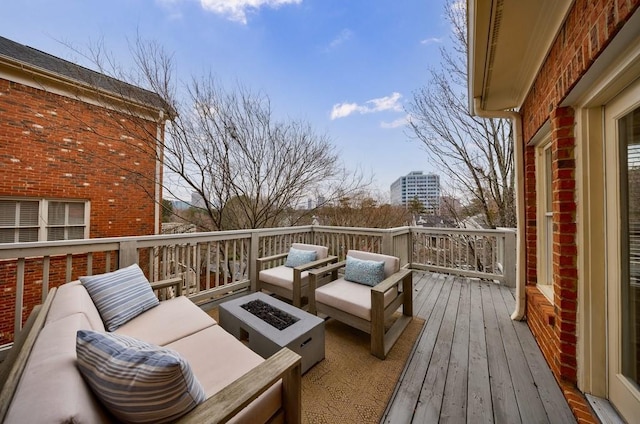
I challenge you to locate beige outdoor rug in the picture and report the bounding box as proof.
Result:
[302,316,424,424]
[207,307,424,423]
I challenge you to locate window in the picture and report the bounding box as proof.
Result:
[536,139,554,302]
[0,199,89,243]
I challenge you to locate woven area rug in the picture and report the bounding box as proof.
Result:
[207,307,424,423]
[302,316,424,423]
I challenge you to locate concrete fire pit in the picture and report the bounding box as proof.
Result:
[218,292,325,374]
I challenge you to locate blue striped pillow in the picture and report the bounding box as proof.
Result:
[344,256,386,287]
[76,330,206,424]
[80,264,159,331]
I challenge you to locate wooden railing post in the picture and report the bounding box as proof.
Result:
[249,231,260,292]
[502,228,517,288]
[118,241,138,269]
[381,231,393,256]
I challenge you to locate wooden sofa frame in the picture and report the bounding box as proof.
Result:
[256,252,337,308]
[308,261,413,359]
[0,278,302,424]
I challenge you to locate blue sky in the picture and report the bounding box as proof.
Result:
[1,0,450,199]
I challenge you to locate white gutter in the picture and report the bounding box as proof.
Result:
[154,110,165,235]
[473,97,526,320]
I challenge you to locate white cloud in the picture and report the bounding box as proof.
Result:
[328,29,353,49]
[380,116,408,129]
[199,0,302,24]
[330,92,403,120]
[421,37,442,45]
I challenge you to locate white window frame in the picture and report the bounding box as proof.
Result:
[0,198,90,243]
[536,136,555,303]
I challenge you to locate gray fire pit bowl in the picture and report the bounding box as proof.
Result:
[218,292,325,374]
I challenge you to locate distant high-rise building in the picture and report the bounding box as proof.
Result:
[191,192,206,209]
[390,171,441,213]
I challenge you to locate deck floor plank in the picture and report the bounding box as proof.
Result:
[382,274,452,423]
[381,272,577,424]
[440,277,470,423]
[413,276,461,422]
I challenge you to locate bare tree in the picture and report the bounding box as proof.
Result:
[76,37,369,231]
[406,0,515,228]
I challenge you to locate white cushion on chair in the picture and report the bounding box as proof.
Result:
[315,278,398,321]
[291,243,329,260]
[259,265,309,290]
[347,250,399,278]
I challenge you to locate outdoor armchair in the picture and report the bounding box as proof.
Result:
[256,243,338,308]
[308,250,413,359]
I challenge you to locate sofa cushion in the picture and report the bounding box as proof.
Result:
[344,256,386,287]
[4,313,112,424]
[259,265,309,290]
[166,325,282,424]
[80,263,159,331]
[315,278,399,321]
[284,247,317,268]
[76,330,206,424]
[115,295,217,346]
[46,280,106,331]
[291,243,329,260]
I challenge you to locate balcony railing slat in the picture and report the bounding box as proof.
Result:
[0,225,516,350]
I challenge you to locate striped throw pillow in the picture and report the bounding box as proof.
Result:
[76,330,206,424]
[80,264,159,331]
[344,256,386,287]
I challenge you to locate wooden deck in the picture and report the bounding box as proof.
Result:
[382,272,576,424]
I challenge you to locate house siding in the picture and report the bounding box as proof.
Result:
[0,77,162,345]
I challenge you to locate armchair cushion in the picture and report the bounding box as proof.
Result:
[284,248,317,268]
[344,256,385,287]
[315,278,398,321]
[76,329,206,424]
[80,264,159,332]
[259,266,310,290]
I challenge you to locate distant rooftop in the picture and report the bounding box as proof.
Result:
[0,35,167,112]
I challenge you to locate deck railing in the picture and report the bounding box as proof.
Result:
[0,224,515,353]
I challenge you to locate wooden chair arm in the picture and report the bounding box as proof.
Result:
[176,348,301,424]
[308,260,346,278]
[294,255,338,272]
[372,268,413,294]
[256,252,288,264]
[150,276,184,296]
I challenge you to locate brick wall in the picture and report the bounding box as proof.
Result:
[519,1,640,422]
[0,79,160,237]
[0,78,163,344]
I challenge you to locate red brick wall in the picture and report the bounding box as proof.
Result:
[0,79,160,237]
[0,78,163,344]
[520,2,640,422]
[521,0,640,141]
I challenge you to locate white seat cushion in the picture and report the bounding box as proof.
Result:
[166,325,282,424]
[46,281,106,331]
[291,243,328,260]
[259,265,309,290]
[315,278,398,321]
[5,314,112,424]
[115,296,216,346]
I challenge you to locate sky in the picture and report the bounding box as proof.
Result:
[1,0,451,200]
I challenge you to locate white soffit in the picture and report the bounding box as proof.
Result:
[470,0,573,111]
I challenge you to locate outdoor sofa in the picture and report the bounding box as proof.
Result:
[0,264,301,423]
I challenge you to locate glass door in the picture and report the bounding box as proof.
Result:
[605,78,640,421]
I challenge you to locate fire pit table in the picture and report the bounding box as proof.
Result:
[218,292,325,374]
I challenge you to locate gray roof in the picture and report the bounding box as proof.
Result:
[0,35,167,112]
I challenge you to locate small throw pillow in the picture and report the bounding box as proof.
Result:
[80,264,159,331]
[344,256,386,287]
[284,247,317,268]
[76,330,206,424]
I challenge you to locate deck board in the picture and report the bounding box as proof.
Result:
[382,272,576,424]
